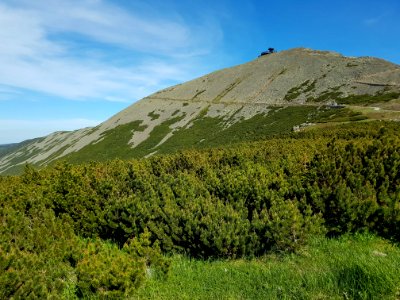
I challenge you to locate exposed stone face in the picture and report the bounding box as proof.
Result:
[1,48,399,173]
[146,48,399,104]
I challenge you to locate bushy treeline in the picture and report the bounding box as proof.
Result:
[0,192,168,299]
[1,121,399,298]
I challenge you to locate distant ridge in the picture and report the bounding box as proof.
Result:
[1,48,399,174]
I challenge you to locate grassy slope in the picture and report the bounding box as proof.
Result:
[4,103,398,173]
[62,106,353,165]
[0,144,18,157]
[68,105,384,165]
[64,121,147,164]
[135,235,400,299]
[156,106,318,154]
[2,102,397,176]
[0,138,44,160]
[0,138,46,175]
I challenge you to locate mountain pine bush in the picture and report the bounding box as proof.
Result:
[1,120,399,297]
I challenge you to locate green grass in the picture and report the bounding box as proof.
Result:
[128,114,186,157]
[2,106,322,169]
[346,62,358,67]
[313,107,368,123]
[60,106,329,164]
[64,121,147,163]
[134,234,400,299]
[0,140,44,166]
[284,80,317,101]
[148,111,161,120]
[0,138,48,175]
[1,106,347,171]
[303,79,317,94]
[0,144,19,157]
[155,106,320,154]
[171,109,180,116]
[0,137,44,159]
[55,114,192,163]
[45,143,75,164]
[307,90,344,103]
[307,87,400,105]
[285,82,306,101]
[1,105,377,171]
[338,91,400,105]
[0,164,27,176]
[59,106,342,163]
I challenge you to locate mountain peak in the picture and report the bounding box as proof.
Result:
[144,47,398,106]
[1,48,399,174]
[279,47,343,55]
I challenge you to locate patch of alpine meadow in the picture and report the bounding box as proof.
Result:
[134,234,400,299]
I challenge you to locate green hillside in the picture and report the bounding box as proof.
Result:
[3,101,400,175]
[1,48,400,298]
[1,48,399,174]
[59,105,378,165]
[0,144,16,157]
[0,138,43,159]
[1,120,400,298]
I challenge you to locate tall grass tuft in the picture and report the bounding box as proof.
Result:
[134,234,400,299]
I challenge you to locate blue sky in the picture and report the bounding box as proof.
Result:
[1,0,399,144]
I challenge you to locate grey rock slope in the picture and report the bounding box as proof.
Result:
[149,48,399,104]
[1,48,399,174]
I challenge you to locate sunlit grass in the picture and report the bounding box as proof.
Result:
[134,234,400,300]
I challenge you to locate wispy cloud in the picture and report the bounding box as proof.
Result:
[0,85,23,101]
[7,0,213,55]
[0,0,222,102]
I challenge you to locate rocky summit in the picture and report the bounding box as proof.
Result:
[1,48,399,174]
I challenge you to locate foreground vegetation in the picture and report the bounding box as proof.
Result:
[1,121,400,298]
[136,234,400,299]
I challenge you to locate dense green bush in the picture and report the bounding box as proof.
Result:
[1,120,400,297]
[0,205,79,299]
[251,196,325,252]
[0,174,169,298]
[303,133,400,239]
[76,231,167,299]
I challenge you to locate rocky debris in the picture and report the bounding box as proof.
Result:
[293,122,315,132]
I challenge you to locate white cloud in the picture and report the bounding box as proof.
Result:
[0,0,222,102]
[16,0,195,54]
[0,85,23,101]
[0,119,101,144]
